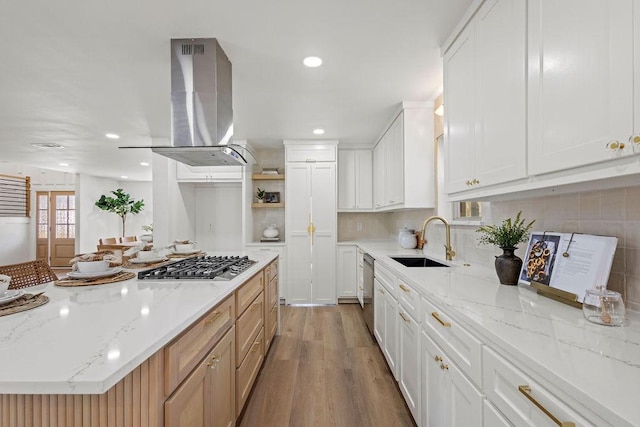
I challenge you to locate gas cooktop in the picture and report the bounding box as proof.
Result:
[137,255,257,281]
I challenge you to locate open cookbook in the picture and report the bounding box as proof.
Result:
[518,232,618,303]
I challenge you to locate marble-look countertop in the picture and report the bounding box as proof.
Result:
[0,251,277,395]
[354,241,640,427]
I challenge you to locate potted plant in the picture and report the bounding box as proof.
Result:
[476,211,535,285]
[95,189,145,237]
[141,224,153,242]
[256,187,266,203]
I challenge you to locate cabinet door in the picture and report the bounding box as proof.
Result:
[398,307,420,422]
[165,357,211,427]
[447,356,483,427]
[528,0,634,175]
[355,150,373,209]
[357,249,364,307]
[382,290,399,379]
[484,400,512,427]
[373,279,385,346]
[474,0,527,187]
[337,245,357,298]
[285,164,312,304]
[210,327,236,427]
[338,150,356,210]
[387,115,405,206]
[422,331,449,427]
[373,138,386,208]
[445,23,476,193]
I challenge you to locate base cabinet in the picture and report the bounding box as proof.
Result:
[421,330,483,427]
[398,306,420,421]
[337,245,357,298]
[165,326,236,427]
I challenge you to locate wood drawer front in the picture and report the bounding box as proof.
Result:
[236,327,264,417]
[165,294,235,395]
[267,303,277,346]
[421,297,482,387]
[375,263,396,296]
[483,347,595,427]
[397,280,420,320]
[236,292,264,367]
[237,272,264,316]
[268,275,278,308]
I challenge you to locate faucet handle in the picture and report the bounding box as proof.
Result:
[444,245,456,260]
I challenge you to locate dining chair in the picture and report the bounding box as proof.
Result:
[120,236,138,243]
[99,237,118,245]
[0,259,58,290]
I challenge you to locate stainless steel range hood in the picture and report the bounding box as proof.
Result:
[150,38,246,167]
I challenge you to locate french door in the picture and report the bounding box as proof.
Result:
[36,191,76,266]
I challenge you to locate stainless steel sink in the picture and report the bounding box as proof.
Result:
[390,257,449,268]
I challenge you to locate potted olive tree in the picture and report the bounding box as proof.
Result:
[95,189,145,237]
[476,211,535,285]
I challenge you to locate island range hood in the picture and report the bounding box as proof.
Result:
[150,38,247,167]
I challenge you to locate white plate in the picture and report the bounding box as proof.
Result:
[171,249,201,255]
[0,290,24,305]
[129,257,168,264]
[67,267,122,280]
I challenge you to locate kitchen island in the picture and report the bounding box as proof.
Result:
[348,241,640,426]
[0,250,278,426]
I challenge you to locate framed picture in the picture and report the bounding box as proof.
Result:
[265,192,280,203]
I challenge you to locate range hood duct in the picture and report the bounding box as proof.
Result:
[151,38,246,167]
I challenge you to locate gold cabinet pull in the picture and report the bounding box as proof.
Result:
[440,363,449,371]
[204,310,222,325]
[431,311,451,328]
[206,355,220,368]
[518,385,575,427]
[399,312,410,323]
[251,340,262,352]
[399,284,411,293]
[434,355,443,362]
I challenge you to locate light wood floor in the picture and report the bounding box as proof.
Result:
[239,304,416,427]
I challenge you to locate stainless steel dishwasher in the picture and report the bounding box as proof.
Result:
[363,253,374,335]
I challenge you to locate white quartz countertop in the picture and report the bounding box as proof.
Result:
[0,251,277,395]
[355,241,640,427]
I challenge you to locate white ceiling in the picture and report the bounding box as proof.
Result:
[0,0,472,181]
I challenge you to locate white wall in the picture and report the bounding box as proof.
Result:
[118,181,153,239]
[76,174,120,253]
[0,218,30,265]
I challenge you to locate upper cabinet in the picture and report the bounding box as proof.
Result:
[338,150,373,211]
[445,0,526,194]
[176,163,243,182]
[373,104,435,210]
[444,0,640,200]
[528,0,635,175]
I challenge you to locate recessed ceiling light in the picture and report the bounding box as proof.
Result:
[59,162,69,167]
[303,56,323,68]
[140,162,149,166]
[120,175,128,179]
[313,129,325,135]
[31,142,64,149]
[106,133,120,139]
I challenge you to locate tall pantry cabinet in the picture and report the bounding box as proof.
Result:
[284,141,338,304]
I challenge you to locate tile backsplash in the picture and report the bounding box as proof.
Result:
[337,186,640,311]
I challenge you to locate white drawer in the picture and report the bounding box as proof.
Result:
[484,399,512,427]
[285,143,336,162]
[421,297,482,386]
[483,346,595,427]
[375,262,396,296]
[397,280,420,320]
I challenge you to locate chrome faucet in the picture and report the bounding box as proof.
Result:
[421,216,456,261]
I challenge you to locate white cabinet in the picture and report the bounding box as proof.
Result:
[484,400,512,427]
[528,0,635,176]
[445,0,526,194]
[337,245,357,298]
[338,150,372,211]
[483,346,594,427]
[373,276,399,380]
[373,105,435,210]
[356,248,364,307]
[373,278,385,345]
[398,305,420,421]
[245,243,286,303]
[284,141,337,305]
[421,330,483,427]
[176,163,243,182]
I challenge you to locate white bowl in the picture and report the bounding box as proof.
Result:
[175,243,195,252]
[0,275,10,294]
[136,249,159,260]
[77,260,110,273]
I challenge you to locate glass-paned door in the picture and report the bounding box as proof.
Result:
[35,192,49,261]
[49,191,76,266]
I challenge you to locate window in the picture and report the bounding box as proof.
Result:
[0,174,30,217]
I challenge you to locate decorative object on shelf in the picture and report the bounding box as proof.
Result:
[477,211,535,285]
[583,286,625,326]
[95,189,145,237]
[265,192,280,203]
[263,224,280,239]
[260,167,279,175]
[256,187,266,203]
[141,224,153,242]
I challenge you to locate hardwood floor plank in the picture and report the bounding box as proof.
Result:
[239,305,416,427]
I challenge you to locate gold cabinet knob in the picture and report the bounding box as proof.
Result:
[607,140,621,151]
[434,355,443,362]
[440,363,449,370]
[472,179,479,185]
